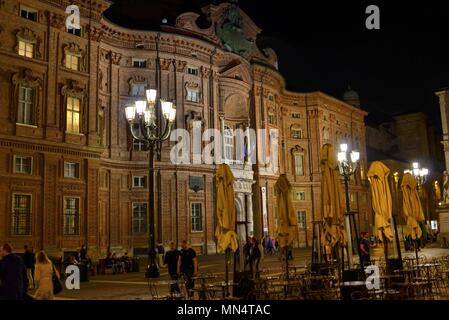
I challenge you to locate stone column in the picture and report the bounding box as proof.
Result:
[246,192,254,237]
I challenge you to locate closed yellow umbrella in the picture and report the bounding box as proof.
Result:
[367,161,394,242]
[320,144,346,248]
[401,173,425,240]
[215,164,238,253]
[274,174,297,247]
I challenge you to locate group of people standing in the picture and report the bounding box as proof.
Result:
[0,243,59,300]
[243,236,263,275]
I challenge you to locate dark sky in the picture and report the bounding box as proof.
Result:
[104,0,449,130]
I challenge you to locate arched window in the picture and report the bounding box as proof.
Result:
[224,126,234,162]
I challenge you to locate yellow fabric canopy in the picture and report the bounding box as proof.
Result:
[367,161,394,241]
[274,174,297,248]
[320,144,346,248]
[215,164,238,253]
[401,173,425,240]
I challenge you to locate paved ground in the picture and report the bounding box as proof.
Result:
[39,246,449,300]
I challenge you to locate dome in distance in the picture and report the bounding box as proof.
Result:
[343,85,360,108]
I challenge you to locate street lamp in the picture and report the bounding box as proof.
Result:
[125,89,176,278]
[337,143,361,271]
[404,162,428,190]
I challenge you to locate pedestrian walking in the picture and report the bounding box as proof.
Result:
[164,242,181,294]
[23,245,35,289]
[34,251,60,300]
[359,232,371,269]
[157,243,165,268]
[250,237,261,275]
[0,243,29,300]
[178,240,198,298]
[243,237,252,272]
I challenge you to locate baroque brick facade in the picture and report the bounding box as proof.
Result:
[0,0,369,258]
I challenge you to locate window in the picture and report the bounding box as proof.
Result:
[14,156,32,174]
[66,96,81,133]
[292,113,301,119]
[269,95,274,101]
[187,67,199,76]
[132,176,146,188]
[12,194,32,235]
[65,53,80,71]
[130,83,146,96]
[292,129,302,139]
[132,203,147,234]
[133,139,147,151]
[68,27,82,37]
[18,40,34,58]
[294,153,304,176]
[295,191,306,201]
[132,59,146,68]
[191,203,203,232]
[298,211,306,229]
[17,86,35,125]
[187,89,200,103]
[268,114,276,125]
[224,126,234,162]
[64,162,79,178]
[63,197,80,235]
[20,6,37,22]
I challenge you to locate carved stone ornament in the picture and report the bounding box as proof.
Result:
[175,60,187,73]
[185,110,204,129]
[291,145,304,154]
[62,43,86,71]
[110,52,122,65]
[61,80,86,99]
[160,58,173,71]
[128,75,148,96]
[15,27,41,58]
[48,12,66,29]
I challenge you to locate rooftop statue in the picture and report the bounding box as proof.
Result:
[216,4,254,56]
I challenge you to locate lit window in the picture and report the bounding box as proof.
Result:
[132,203,147,234]
[14,156,32,174]
[132,176,146,188]
[64,162,79,178]
[187,89,200,103]
[66,96,81,133]
[298,211,306,229]
[191,203,203,232]
[12,194,32,235]
[17,86,35,125]
[18,40,34,58]
[20,6,38,22]
[294,153,304,176]
[132,59,146,68]
[64,197,80,235]
[187,67,199,76]
[65,53,80,71]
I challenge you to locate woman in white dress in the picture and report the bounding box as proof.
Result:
[34,251,59,300]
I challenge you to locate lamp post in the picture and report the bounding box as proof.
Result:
[391,172,403,268]
[125,89,176,278]
[337,143,361,271]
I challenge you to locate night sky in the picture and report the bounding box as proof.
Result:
[104,0,449,129]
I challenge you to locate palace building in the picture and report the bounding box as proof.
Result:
[0,0,369,258]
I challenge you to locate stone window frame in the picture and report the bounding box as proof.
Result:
[291,125,303,139]
[13,154,33,175]
[297,210,307,229]
[190,202,203,232]
[185,82,201,104]
[132,202,148,234]
[291,145,305,176]
[11,193,33,236]
[15,27,41,59]
[19,4,39,22]
[128,75,148,97]
[187,66,199,76]
[132,175,147,189]
[63,196,81,236]
[62,43,86,72]
[291,112,301,119]
[64,161,80,179]
[61,80,87,135]
[11,69,42,127]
